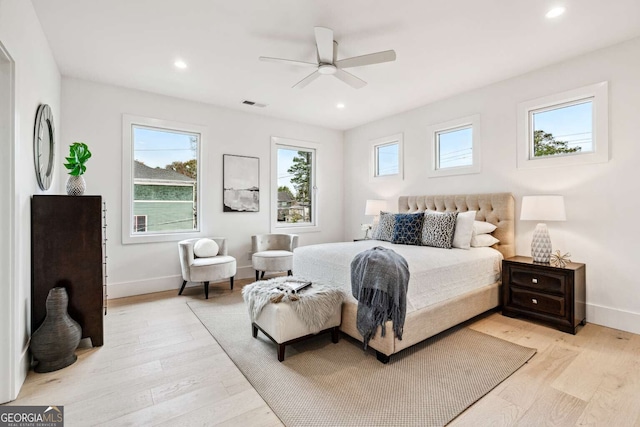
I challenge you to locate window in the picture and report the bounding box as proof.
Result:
[428,115,481,177]
[271,137,318,232]
[133,215,147,232]
[122,115,206,244]
[517,81,608,169]
[371,133,403,180]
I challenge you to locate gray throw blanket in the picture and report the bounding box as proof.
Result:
[351,246,409,349]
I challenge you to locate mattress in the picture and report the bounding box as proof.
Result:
[293,240,503,314]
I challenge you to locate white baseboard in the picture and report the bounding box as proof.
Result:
[107,265,256,299]
[586,303,640,335]
[16,346,29,400]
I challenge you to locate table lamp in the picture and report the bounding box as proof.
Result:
[363,199,387,239]
[520,195,566,263]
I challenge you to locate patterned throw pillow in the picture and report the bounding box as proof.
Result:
[392,213,425,245]
[421,211,458,249]
[371,211,396,242]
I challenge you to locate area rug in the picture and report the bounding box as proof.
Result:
[187,291,535,427]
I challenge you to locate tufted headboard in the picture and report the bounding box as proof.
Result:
[398,193,515,259]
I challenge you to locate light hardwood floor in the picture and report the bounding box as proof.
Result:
[6,278,640,426]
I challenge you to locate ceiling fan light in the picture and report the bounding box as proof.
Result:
[318,64,337,75]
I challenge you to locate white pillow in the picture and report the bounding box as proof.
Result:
[473,221,497,235]
[193,238,219,258]
[470,234,499,247]
[452,211,476,249]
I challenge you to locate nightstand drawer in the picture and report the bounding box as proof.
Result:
[510,288,566,317]
[510,267,566,294]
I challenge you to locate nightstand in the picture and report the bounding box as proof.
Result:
[502,256,586,334]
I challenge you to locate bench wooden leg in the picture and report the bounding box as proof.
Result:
[204,281,209,299]
[230,276,234,290]
[287,270,292,276]
[376,351,390,364]
[255,270,259,281]
[252,323,258,338]
[261,271,265,279]
[278,344,285,362]
[331,327,339,343]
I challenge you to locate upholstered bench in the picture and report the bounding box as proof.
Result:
[242,277,343,361]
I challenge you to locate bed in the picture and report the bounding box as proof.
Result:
[293,192,515,362]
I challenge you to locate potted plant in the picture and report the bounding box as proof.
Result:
[63,142,91,196]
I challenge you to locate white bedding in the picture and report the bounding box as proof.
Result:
[293,240,502,314]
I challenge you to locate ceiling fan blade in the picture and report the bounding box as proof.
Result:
[314,26,334,64]
[335,50,397,69]
[293,70,321,89]
[259,56,318,67]
[333,69,367,89]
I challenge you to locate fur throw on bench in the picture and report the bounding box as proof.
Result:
[242,277,344,334]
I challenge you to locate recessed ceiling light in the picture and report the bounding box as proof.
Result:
[174,59,187,69]
[336,103,345,109]
[545,6,565,19]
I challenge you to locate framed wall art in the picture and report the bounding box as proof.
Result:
[223,154,259,212]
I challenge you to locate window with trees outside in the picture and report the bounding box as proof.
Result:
[427,115,481,177]
[517,82,608,169]
[122,115,205,244]
[271,137,317,230]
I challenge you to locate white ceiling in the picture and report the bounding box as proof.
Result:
[32,0,640,131]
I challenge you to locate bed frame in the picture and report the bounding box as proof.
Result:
[339,192,515,363]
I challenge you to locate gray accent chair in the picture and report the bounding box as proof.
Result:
[178,237,236,299]
[251,234,299,281]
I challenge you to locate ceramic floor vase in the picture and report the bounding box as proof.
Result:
[30,287,82,373]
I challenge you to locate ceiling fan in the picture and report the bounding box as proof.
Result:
[259,27,396,89]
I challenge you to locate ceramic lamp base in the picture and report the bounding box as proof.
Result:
[531,223,552,263]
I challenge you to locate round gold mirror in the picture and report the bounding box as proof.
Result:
[33,104,55,190]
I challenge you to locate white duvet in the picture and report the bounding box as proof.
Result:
[293,240,502,314]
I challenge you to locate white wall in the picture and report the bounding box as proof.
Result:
[0,0,61,401]
[344,37,640,335]
[60,78,344,299]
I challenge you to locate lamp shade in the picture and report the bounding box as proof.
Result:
[520,195,566,221]
[365,199,387,216]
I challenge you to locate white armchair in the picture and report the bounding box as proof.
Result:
[251,234,299,281]
[178,237,236,299]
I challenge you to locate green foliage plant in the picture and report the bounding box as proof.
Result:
[63,142,92,176]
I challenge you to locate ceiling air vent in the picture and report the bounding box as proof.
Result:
[242,100,267,108]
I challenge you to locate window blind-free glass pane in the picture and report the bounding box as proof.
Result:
[437,127,472,169]
[277,147,313,224]
[376,143,399,176]
[531,99,593,158]
[132,126,199,233]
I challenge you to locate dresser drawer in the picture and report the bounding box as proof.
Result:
[510,288,566,317]
[509,267,566,294]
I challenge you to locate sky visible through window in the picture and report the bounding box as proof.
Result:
[277,148,299,193]
[532,100,593,154]
[377,143,399,176]
[438,127,472,169]
[133,126,198,168]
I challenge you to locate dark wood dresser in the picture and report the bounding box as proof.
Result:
[502,256,586,334]
[31,195,105,346]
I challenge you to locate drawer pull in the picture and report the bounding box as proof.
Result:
[532,278,538,284]
[532,298,538,304]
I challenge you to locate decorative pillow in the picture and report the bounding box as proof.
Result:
[452,211,476,249]
[193,238,219,258]
[392,213,425,245]
[470,234,499,247]
[371,212,396,242]
[421,211,458,249]
[473,221,497,235]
